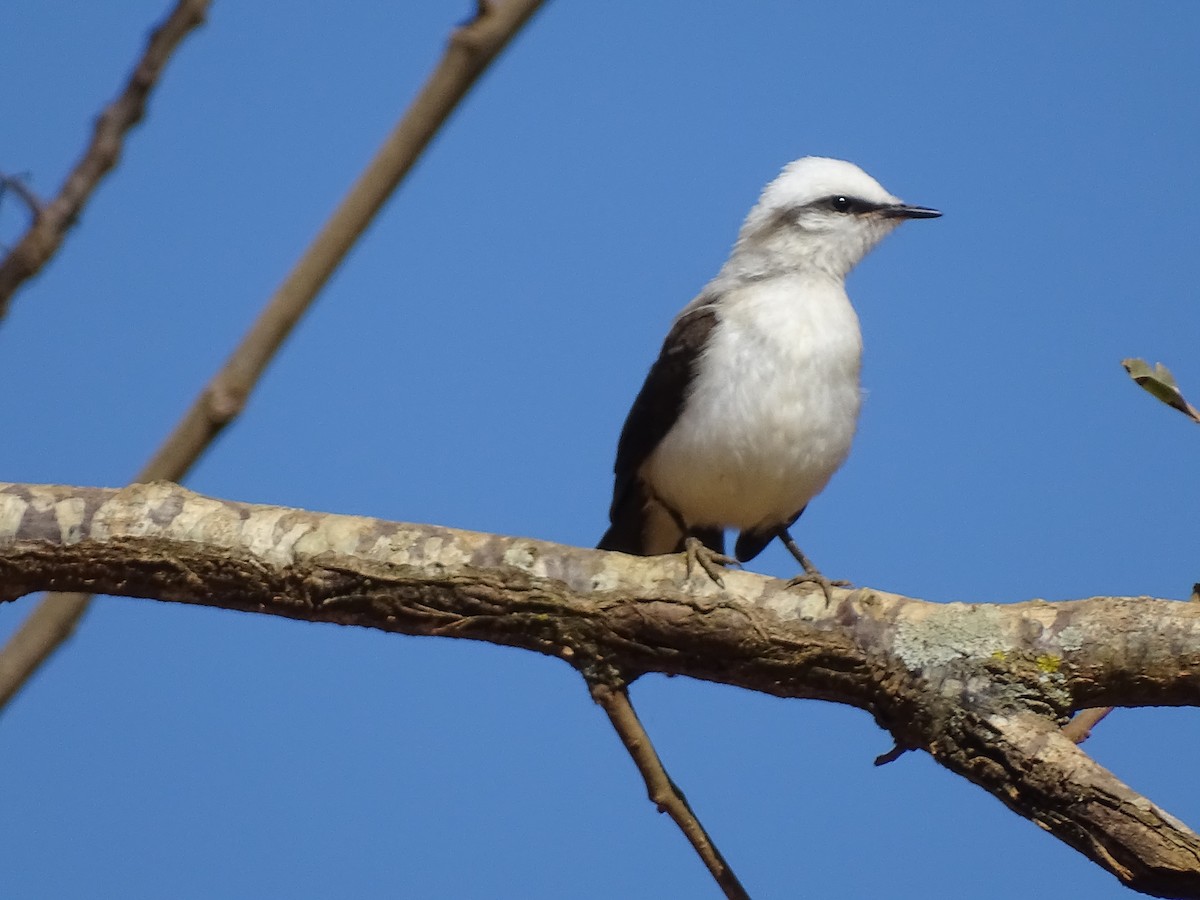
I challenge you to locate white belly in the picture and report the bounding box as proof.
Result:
[644,279,862,531]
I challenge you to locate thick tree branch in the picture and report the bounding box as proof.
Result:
[1,480,1199,896]
[0,0,211,314]
[0,0,549,709]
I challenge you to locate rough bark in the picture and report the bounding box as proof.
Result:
[2,480,1199,897]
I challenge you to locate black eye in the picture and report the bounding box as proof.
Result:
[830,196,852,213]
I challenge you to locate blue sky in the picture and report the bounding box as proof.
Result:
[3,3,1199,897]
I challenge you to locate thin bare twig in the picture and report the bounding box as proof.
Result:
[873,742,910,766]
[0,0,550,710]
[0,173,45,219]
[1061,706,1114,744]
[0,0,211,317]
[589,682,750,900]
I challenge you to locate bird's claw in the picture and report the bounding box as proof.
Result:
[684,537,738,588]
[785,571,850,605]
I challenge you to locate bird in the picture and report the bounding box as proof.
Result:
[598,156,940,595]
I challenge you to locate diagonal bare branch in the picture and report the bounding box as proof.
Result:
[945,709,1200,898]
[0,0,211,316]
[0,0,549,710]
[590,682,750,900]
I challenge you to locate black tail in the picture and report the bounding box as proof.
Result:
[598,480,651,554]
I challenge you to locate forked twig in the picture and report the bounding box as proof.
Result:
[0,0,211,317]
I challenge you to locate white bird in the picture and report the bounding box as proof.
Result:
[598,156,939,593]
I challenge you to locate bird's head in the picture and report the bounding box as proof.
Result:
[730,157,940,280]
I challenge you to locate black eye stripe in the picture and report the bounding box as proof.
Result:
[821,195,879,215]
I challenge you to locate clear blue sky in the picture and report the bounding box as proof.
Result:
[4,3,1199,897]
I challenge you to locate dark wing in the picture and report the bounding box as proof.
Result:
[598,304,718,554]
[596,477,655,554]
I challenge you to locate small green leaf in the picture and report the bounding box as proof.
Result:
[1122,358,1200,424]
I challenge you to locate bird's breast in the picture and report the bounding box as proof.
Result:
[644,280,863,530]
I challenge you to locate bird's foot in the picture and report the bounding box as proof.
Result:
[776,530,849,604]
[683,537,738,588]
[785,570,850,606]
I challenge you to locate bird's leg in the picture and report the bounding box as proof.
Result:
[683,536,738,588]
[657,502,737,587]
[778,528,849,604]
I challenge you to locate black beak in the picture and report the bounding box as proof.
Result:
[881,204,942,220]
